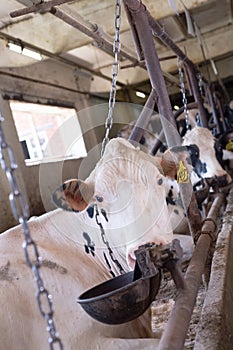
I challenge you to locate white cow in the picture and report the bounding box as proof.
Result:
[159,127,232,234]
[0,138,193,350]
[183,126,232,186]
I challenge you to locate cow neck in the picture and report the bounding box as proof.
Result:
[94,204,126,277]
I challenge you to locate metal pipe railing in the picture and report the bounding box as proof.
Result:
[128,89,157,143]
[50,5,139,66]
[150,102,198,156]
[158,192,225,350]
[10,0,72,17]
[124,0,178,146]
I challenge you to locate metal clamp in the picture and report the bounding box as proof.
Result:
[134,239,185,289]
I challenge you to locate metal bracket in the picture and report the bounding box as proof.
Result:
[134,239,185,289]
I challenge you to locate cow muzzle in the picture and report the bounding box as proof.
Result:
[207,174,230,187]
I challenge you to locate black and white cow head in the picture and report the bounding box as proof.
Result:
[53,138,196,271]
[182,127,232,187]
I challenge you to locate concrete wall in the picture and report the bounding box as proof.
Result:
[0,59,144,232]
[194,187,233,349]
[0,59,94,232]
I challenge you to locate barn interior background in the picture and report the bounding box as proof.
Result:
[0,1,233,349]
[0,0,232,232]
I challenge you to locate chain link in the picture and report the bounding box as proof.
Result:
[95,205,125,275]
[101,0,122,156]
[197,72,205,99]
[0,112,63,350]
[177,58,190,132]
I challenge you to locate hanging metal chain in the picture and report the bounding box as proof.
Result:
[197,72,205,99]
[101,0,122,156]
[178,58,190,132]
[95,205,125,275]
[0,113,64,350]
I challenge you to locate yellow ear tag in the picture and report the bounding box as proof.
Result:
[226,140,233,152]
[177,160,189,183]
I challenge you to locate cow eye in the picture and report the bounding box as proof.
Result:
[96,195,104,202]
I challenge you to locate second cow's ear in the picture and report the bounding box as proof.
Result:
[160,149,178,179]
[52,179,94,212]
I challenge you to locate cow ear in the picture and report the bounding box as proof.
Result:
[52,179,94,212]
[160,150,178,179]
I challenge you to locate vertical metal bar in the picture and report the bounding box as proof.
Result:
[147,15,208,128]
[123,2,144,61]
[128,89,157,143]
[158,193,225,350]
[205,84,222,134]
[123,0,178,147]
[150,102,198,156]
[182,63,208,128]
[214,92,227,132]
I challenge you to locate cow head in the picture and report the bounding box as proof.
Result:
[182,127,232,187]
[53,138,195,272]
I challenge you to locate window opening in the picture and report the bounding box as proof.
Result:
[10,101,87,165]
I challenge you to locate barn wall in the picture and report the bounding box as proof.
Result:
[0,59,95,232]
[0,59,145,232]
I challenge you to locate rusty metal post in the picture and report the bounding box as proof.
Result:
[123,0,202,238]
[123,0,178,147]
[158,193,225,350]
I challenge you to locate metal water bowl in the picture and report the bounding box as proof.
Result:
[77,270,161,325]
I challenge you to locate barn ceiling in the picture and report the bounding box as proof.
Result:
[0,0,232,95]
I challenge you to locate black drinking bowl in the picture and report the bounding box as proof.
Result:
[77,270,161,324]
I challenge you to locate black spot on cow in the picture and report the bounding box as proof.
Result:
[87,205,94,218]
[166,187,176,205]
[0,261,17,282]
[185,144,207,177]
[101,208,108,222]
[42,260,67,274]
[174,209,179,215]
[83,232,95,256]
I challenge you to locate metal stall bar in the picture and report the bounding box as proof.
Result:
[123,0,178,147]
[50,5,139,66]
[123,0,202,239]
[151,102,198,156]
[146,15,208,128]
[214,91,227,132]
[128,89,158,143]
[158,192,225,350]
[49,5,180,88]
[10,2,181,89]
[205,84,222,134]
[10,0,73,17]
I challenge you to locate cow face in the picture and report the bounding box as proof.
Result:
[182,127,232,186]
[53,138,177,271]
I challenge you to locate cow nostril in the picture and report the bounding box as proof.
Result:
[213,174,228,187]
